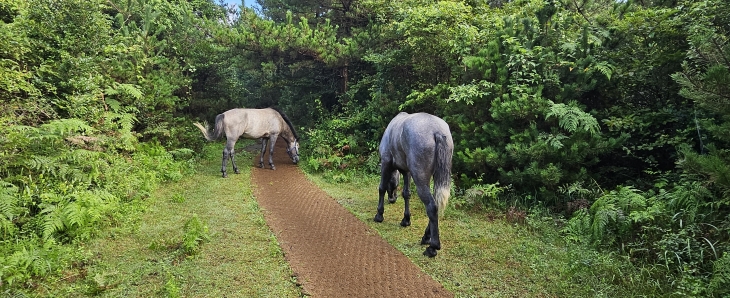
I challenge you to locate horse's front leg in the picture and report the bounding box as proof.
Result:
[374,163,395,223]
[400,172,411,227]
[259,138,268,168]
[267,135,279,170]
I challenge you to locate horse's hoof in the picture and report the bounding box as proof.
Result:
[423,247,438,258]
[234,170,240,174]
[374,213,384,223]
[420,237,430,245]
[270,166,276,170]
[400,219,411,227]
[222,173,228,178]
[259,164,264,168]
[388,197,397,204]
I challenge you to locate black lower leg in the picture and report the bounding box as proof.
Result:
[374,187,385,222]
[230,151,239,174]
[221,151,228,178]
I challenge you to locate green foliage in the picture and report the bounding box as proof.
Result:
[181,214,209,256]
[709,253,730,297]
[1,243,49,287]
[545,101,600,135]
[589,187,651,247]
[0,182,19,239]
[458,183,509,210]
[563,178,730,296]
[0,116,193,289]
[164,269,182,298]
[300,105,384,174]
[1,0,729,294]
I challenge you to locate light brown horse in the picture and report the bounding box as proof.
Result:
[194,108,299,177]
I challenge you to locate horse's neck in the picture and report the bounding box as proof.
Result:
[279,123,295,143]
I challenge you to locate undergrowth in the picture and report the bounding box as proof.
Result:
[18,142,300,297]
[0,117,196,292]
[304,165,730,297]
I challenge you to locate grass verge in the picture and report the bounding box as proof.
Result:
[304,172,653,298]
[42,142,300,297]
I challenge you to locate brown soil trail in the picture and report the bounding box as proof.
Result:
[249,141,453,297]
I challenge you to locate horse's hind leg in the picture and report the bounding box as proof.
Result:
[420,203,440,258]
[259,138,267,168]
[375,162,395,223]
[221,149,228,178]
[220,139,235,177]
[267,135,279,170]
[414,177,440,257]
[230,153,240,174]
[226,138,239,175]
[400,172,411,227]
[387,171,399,204]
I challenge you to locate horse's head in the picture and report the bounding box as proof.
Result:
[287,140,300,164]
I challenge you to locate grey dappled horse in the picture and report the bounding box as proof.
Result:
[194,108,300,177]
[374,112,453,257]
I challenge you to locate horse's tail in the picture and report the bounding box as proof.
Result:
[433,133,453,215]
[193,114,225,141]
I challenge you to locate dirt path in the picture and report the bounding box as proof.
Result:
[248,141,453,297]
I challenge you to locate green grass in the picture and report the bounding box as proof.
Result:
[32,143,655,297]
[303,172,654,298]
[42,142,300,297]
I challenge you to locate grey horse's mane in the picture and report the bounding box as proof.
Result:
[270,107,299,140]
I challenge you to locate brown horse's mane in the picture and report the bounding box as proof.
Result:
[269,107,299,140]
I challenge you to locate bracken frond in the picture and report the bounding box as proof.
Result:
[546,101,600,136]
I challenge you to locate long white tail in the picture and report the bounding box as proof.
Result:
[193,114,225,141]
[433,133,452,215]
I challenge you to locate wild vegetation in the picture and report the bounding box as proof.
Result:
[1,0,729,296]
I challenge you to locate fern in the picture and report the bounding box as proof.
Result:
[590,199,622,246]
[1,244,50,286]
[613,186,647,213]
[562,208,593,244]
[104,83,144,102]
[546,101,600,135]
[667,181,712,224]
[593,61,614,80]
[0,181,19,239]
[586,186,648,247]
[169,148,195,160]
[63,201,84,229]
[539,132,568,149]
[102,111,138,151]
[39,118,94,137]
[0,181,19,220]
[61,149,106,184]
[708,253,730,296]
[182,214,209,255]
[40,203,65,242]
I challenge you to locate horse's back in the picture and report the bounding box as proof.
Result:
[380,112,452,171]
[383,112,451,147]
[222,108,282,138]
[401,113,451,140]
